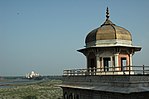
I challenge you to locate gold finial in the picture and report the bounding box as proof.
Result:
[106,7,110,19]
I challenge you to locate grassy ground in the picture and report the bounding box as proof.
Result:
[0,80,63,99]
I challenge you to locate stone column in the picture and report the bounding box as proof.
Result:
[110,56,113,71]
[129,54,133,70]
[86,56,88,69]
[96,54,100,68]
[96,54,100,75]
[115,53,119,71]
[129,54,133,66]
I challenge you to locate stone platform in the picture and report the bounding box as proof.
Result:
[60,75,149,99]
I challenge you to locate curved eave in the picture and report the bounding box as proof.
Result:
[77,45,142,53]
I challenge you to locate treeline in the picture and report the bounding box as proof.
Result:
[1,75,63,80]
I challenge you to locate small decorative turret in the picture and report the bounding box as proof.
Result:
[106,7,110,19]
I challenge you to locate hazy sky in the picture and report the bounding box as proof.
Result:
[0,0,149,76]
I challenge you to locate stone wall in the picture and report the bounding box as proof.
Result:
[62,87,149,99]
[61,75,149,99]
[63,75,149,84]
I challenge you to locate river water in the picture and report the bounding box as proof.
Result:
[0,78,43,88]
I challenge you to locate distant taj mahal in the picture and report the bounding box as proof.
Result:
[26,71,40,79]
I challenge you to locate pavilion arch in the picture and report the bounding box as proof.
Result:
[87,52,97,69]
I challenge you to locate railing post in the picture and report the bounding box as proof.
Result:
[68,70,70,76]
[129,65,130,75]
[123,66,125,75]
[113,66,114,75]
[66,70,68,76]
[93,67,96,75]
[82,69,83,75]
[143,65,145,75]
[89,67,91,75]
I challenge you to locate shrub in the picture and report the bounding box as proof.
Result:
[22,95,37,99]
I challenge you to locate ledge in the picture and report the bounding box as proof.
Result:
[60,75,149,93]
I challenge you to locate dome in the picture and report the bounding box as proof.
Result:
[85,8,132,47]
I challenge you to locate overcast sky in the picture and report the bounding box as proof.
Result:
[0,0,149,76]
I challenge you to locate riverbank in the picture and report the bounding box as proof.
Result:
[0,79,63,99]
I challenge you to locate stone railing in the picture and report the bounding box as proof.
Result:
[63,65,149,76]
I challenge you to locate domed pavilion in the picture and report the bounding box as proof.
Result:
[60,7,149,99]
[78,7,141,74]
